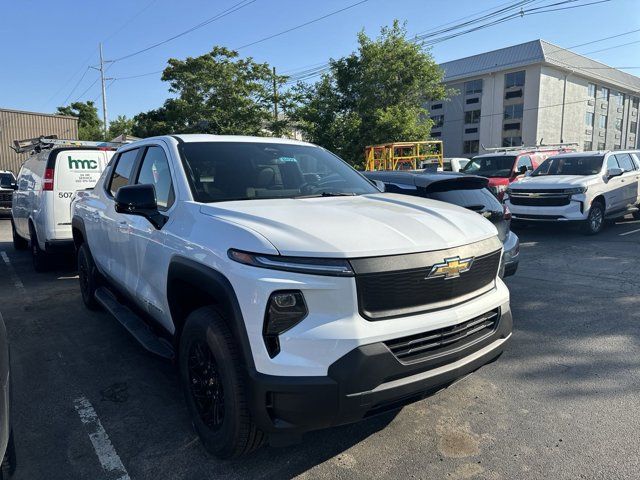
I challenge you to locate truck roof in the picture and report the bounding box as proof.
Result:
[170,134,314,147]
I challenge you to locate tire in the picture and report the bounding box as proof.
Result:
[11,220,27,251]
[29,223,48,272]
[582,201,605,235]
[179,306,264,458]
[1,430,16,479]
[77,243,100,310]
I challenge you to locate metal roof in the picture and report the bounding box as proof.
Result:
[440,39,640,93]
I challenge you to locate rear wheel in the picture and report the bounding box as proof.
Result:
[29,224,48,272]
[179,306,264,458]
[77,243,100,310]
[11,220,27,251]
[582,201,605,235]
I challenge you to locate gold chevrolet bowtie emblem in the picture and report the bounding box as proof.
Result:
[427,256,474,280]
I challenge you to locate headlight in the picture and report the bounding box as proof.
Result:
[563,187,587,195]
[228,249,354,277]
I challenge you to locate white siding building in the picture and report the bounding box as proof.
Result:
[429,40,640,157]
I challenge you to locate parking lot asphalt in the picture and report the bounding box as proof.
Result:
[1,214,640,480]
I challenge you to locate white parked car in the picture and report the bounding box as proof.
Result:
[11,138,118,270]
[71,134,512,458]
[443,157,470,172]
[505,150,640,234]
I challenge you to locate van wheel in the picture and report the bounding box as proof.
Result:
[78,243,100,310]
[29,224,48,272]
[179,306,264,458]
[11,220,27,250]
[582,201,605,235]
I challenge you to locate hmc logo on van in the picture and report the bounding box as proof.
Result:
[68,156,98,170]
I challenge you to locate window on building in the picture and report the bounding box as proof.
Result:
[505,89,523,100]
[588,83,597,98]
[599,86,609,102]
[597,141,606,150]
[431,115,444,128]
[614,118,623,131]
[465,127,478,134]
[431,131,442,138]
[504,71,525,88]
[585,112,594,127]
[503,122,521,131]
[613,144,622,150]
[633,97,639,110]
[598,115,607,129]
[431,103,443,110]
[463,140,479,154]
[464,110,481,124]
[465,79,483,95]
[504,104,524,120]
[502,136,522,147]
[631,121,638,134]
[612,91,624,107]
[466,97,480,105]
[583,141,593,151]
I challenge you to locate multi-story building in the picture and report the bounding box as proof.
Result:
[429,40,640,157]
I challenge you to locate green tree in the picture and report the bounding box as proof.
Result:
[291,21,449,166]
[133,46,290,137]
[57,101,103,140]
[107,115,135,139]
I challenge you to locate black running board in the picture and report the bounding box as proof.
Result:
[95,287,175,360]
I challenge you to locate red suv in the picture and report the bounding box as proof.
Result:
[461,147,573,200]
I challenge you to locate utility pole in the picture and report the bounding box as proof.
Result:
[272,66,279,135]
[91,43,112,140]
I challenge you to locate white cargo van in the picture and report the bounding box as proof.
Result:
[11,138,120,271]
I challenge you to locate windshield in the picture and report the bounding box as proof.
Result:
[180,142,378,202]
[532,156,604,176]
[0,173,14,188]
[461,156,516,178]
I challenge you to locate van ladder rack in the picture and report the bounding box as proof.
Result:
[11,136,128,154]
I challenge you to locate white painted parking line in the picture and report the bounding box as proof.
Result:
[1,251,28,298]
[619,228,640,236]
[73,396,130,480]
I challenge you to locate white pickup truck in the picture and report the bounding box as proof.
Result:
[71,134,512,458]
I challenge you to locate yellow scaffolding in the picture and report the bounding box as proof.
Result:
[364,141,444,171]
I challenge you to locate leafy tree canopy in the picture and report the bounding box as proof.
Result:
[133,46,290,137]
[291,21,449,166]
[57,101,103,141]
[107,115,135,140]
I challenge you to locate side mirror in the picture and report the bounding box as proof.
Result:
[372,179,386,192]
[114,184,165,229]
[606,167,623,179]
[518,165,528,175]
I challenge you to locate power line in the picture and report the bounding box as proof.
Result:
[111,0,257,62]
[61,67,90,105]
[235,0,369,50]
[582,39,640,55]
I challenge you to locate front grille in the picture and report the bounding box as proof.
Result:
[356,250,501,320]
[384,309,500,364]
[509,194,570,207]
[0,193,12,202]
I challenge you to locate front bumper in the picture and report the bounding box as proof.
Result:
[246,306,512,437]
[506,195,588,222]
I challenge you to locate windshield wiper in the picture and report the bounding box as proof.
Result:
[320,192,357,197]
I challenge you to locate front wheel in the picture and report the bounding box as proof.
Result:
[582,201,605,235]
[29,224,48,272]
[11,220,27,251]
[77,243,100,310]
[179,306,264,458]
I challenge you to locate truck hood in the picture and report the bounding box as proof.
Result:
[510,175,597,190]
[200,193,498,258]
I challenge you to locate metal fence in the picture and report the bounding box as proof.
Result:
[0,108,79,174]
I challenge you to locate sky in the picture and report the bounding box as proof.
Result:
[0,0,639,121]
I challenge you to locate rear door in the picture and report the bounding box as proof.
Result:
[614,153,639,209]
[52,149,110,239]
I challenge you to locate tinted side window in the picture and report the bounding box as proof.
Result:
[615,153,635,171]
[136,146,175,209]
[606,155,620,170]
[109,149,139,196]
